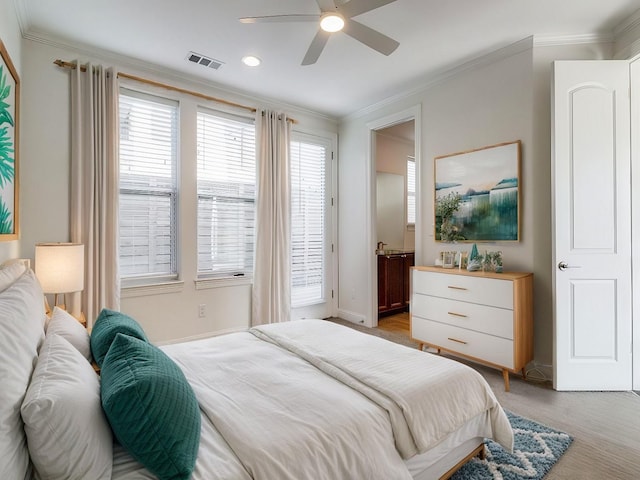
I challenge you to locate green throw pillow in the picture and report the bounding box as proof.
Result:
[90,309,148,367]
[101,333,200,480]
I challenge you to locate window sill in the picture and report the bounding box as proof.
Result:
[121,280,185,298]
[194,275,252,290]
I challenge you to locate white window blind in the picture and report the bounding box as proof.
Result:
[407,157,416,225]
[291,137,327,307]
[196,109,256,278]
[119,90,178,280]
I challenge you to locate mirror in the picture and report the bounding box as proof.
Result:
[376,173,405,250]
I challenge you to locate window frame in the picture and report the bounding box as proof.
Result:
[118,88,180,288]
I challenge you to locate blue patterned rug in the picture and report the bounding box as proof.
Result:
[452,411,573,480]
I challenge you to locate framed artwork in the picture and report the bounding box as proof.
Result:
[434,140,521,242]
[0,40,19,240]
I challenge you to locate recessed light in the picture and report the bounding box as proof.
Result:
[242,55,261,67]
[320,13,344,33]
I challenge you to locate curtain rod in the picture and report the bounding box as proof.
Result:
[54,59,297,123]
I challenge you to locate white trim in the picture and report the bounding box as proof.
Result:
[366,105,421,328]
[194,276,252,290]
[343,37,533,122]
[532,33,613,47]
[335,308,367,325]
[613,8,640,38]
[21,30,336,123]
[121,280,185,298]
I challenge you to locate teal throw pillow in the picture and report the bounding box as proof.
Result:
[90,308,148,367]
[101,333,200,480]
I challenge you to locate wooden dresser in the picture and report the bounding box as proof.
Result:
[410,266,533,391]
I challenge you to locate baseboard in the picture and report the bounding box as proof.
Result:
[336,308,367,325]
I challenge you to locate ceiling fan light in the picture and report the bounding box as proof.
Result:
[320,13,344,33]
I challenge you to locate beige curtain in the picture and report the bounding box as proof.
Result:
[69,63,120,327]
[252,111,292,326]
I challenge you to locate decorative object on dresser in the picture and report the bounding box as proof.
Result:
[378,251,414,317]
[411,266,533,391]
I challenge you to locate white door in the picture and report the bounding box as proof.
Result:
[290,133,335,320]
[552,60,633,391]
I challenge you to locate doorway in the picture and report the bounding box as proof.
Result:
[366,105,421,328]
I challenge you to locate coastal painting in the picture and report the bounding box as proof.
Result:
[434,141,520,242]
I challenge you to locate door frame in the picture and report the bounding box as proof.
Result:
[289,129,338,320]
[366,105,422,327]
[631,57,640,390]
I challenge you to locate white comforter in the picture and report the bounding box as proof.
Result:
[112,319,513,480]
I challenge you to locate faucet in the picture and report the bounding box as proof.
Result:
[376,242,387,254]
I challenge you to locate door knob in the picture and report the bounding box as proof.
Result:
[558,261,581,271]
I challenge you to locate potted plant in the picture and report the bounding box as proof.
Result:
[436,192,464,242]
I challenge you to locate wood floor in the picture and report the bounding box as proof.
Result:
[377,311,411,334]
[369,314,640,479]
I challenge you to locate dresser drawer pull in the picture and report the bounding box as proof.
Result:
[447,311,468,318]
[447,337,468,345]
[448,286,468,291]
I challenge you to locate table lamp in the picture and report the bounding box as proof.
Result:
[35,243,85,315]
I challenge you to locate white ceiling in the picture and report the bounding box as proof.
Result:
[17,0,640,118]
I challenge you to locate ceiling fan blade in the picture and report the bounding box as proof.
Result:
[239,14,319,24]
[302,29,331,65]
[343,19,399,56]
[315,0,337,13]
[338,0,397,18]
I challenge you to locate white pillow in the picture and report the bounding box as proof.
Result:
[21,333,113,480]
[0,269,45,480]
[0,261,27,293]
[46,306,92,362]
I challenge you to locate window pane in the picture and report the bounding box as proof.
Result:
[119,90,178,279]
[197,110,256,277]
[291,138,327,307]
[407,157,416,224]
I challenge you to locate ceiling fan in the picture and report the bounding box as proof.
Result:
[239,0,399,65]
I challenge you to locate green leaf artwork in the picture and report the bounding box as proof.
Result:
[0,197,12,234]
[0,52,16,236]
[0,65,13,127]
[0,127,15,187]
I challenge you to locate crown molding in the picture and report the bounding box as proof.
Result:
[342,36,534,122]
[614,7,640,37]
[22,30,338,123]
[342,32,617,122]
[12,0,32,35]
[532,33,614,47]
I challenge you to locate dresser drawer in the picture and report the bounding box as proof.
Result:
[412,293,513,339]
[412,317,514,369]
[413,270,513,309]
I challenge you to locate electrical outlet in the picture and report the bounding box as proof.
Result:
[198,304,206,318]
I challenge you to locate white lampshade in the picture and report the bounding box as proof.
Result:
[35,243,85,294]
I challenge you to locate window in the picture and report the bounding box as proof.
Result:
[290,136,328,307]
[407,156,416,225]
[119,90,178,281]
[196,109,256,278]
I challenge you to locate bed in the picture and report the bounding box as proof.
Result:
[0,262,513,480]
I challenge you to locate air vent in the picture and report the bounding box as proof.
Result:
[186,51,224,70]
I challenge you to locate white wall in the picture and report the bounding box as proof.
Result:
[16,37,337,343]
[0,0,22,262]
[337,37,616,367]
